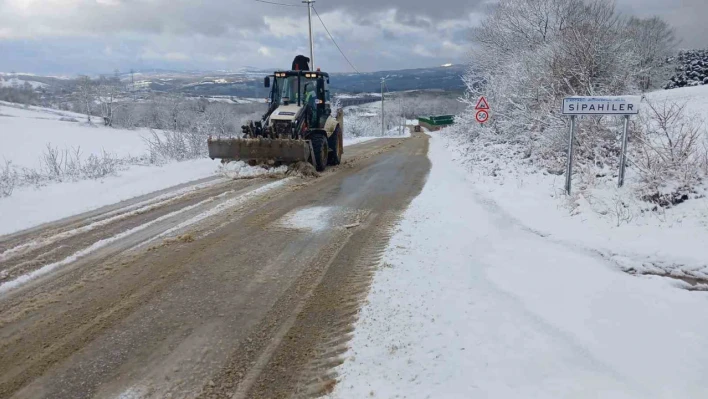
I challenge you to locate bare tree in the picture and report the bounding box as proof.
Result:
[77,75,95,124]
[96,75,121,127]
[206,103,234,136]
[632,100,704,192]
[625,16,678,91]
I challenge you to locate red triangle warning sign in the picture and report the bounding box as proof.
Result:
[475,96,490,110]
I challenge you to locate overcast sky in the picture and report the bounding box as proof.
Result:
[0,0,706,75]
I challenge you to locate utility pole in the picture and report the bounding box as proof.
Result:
[381,77,386,136]
[303,0,315,70]
[130,69,136,101]
[399,96,404,136]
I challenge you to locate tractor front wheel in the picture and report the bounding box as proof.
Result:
[327,126,343,166]
[311,133,328,172]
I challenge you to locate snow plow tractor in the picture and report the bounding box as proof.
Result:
[208,56,344,172]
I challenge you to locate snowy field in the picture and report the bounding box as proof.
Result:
[329,133,708,399]
[0,101,149,169]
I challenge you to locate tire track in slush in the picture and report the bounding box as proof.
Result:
[0,179,284,295]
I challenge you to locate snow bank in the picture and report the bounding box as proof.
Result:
[219,161,288,179]
[0,159,220,236]
[329,133,708,399]
[343,137,376,146]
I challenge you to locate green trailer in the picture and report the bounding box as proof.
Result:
[418,115,455,131]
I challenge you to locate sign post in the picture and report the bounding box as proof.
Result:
[561,95,640,194]
[565,115,576,195]
[618,115,630,187]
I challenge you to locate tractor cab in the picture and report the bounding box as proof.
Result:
[264,70,331,130]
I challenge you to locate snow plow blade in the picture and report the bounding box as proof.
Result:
[208,138,313,164]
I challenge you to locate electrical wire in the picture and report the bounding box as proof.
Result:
[312,6,360,74]
[253,0,360,73]
[254,0,304,7]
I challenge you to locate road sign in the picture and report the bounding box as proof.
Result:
[475,96,490,110]
[475,110,489,123]
[562,96,640,115]
[561,95,641,195]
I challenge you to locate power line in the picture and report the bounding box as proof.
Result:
[312,6,360,74]
[254,0,304,7]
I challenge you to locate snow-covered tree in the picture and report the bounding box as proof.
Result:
[462,0,677,165]
[625,16,677,91]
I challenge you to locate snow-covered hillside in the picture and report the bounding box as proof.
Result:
[0,77,48,89]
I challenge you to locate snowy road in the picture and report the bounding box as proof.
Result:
[0,135,430,398]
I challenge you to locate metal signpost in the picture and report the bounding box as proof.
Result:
[561,96,640,194]
[565,115,577,195]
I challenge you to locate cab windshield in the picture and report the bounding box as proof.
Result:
[272,75,318,106]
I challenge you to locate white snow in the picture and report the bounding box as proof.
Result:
[329,133,708,398]
[219,161,288,179]
[644,83,708,117]
[0,159,220,236]
[0,101,148,169]
[0,77,47,89]
[276,206,333,232]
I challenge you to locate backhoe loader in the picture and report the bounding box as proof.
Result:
[208,55,344,172]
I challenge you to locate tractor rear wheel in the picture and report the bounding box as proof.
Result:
[311,133,328,172]
[327,126,342,166]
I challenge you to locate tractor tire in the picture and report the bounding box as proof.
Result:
[311,133,328,172]
[327,126,343,166]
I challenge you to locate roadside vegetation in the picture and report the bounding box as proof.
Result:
[451,0,708,216]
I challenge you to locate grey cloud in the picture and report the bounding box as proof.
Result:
[0,0,705,74]
[317,0,487,20]
[616,0,708,48]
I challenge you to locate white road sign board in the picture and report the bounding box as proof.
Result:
[562,96,640,115]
